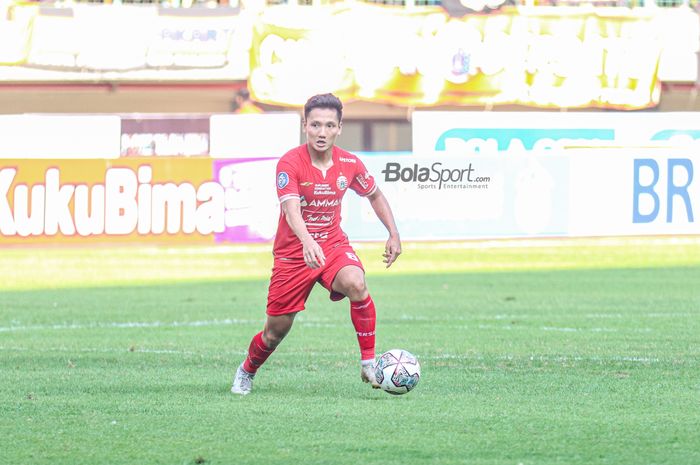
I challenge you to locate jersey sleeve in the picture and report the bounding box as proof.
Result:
[276,157,300,203]
[349,156,377,197]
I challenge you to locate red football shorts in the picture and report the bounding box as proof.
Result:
[266,244,365,316]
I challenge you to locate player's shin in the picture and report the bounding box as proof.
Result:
[242,331,275,374]
[350,295,376,363]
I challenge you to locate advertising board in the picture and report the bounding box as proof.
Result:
[1,158,226,245]
[209,113,301,158]
[412,112,700,155]
[249,5,670,110]
[0,115,121,159]
[3,148,696,246]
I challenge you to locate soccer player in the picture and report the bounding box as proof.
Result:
[231,93,402,395]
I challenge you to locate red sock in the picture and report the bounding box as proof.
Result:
[242,331,275,374]
[350,295,376,362]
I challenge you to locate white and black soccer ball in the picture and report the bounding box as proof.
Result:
[375,349,421,395]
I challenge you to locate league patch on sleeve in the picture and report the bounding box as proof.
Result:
[277,172,289,189]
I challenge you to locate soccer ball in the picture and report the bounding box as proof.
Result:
[375,349,421,395]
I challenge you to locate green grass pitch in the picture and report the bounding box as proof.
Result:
[1,237,699,465]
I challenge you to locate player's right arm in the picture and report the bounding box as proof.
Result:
[280,197,326,269]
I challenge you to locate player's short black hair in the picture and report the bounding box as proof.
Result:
[304,93,343,122]
[236,88,251,100]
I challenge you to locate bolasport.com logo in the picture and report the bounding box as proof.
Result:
[381,162,490,190]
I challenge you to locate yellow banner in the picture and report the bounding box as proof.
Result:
[250,5,662,110]
[248,6,356,106]
[0,158,221,245]
[0,5,34,65]
[0,5,248,79]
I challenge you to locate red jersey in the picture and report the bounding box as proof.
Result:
[274,144,377,259]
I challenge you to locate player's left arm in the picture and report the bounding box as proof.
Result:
[366,187,401,268]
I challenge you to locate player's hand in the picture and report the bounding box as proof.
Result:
[383,235,401,268]
[302,238,326,269]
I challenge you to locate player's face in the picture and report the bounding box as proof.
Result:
[304,108,342,155]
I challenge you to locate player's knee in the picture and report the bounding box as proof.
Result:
[262,330,283,349]
[263,313,296,349]
[263,326,288,349]
[344,278,368,302]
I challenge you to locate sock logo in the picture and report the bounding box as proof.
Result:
[356,331,376,337]
[353,301,372,310]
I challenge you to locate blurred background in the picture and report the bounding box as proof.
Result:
[0,0,698,152]
[0,0,698,244]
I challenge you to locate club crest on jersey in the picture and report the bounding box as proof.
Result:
[277,172,289,189]
[336,175,348,190]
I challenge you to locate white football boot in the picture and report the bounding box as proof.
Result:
[231,364,255,395]
[360,361,380,389]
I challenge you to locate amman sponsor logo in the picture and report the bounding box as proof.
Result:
[381,162,490,190]
[0,166,228,237]
[308,199,340,207]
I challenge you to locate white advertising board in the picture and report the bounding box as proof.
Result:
[0,114,121,159]
[209,112,301,158]
[3,5,250,81]
[342,154,570,240]
[341,149,700,241]
[567,147,700,237]
[412,112,700,156]
[1,148,696,245]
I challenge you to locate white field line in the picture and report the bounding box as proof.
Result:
[396,236,700,250]
[0,345,204,356]
[120,237,700,256]
[540,326,653,333]
[399,313,696,321]
[428,353,663,364]
[0,313,679,333]
[453,324,654,333]
[582,313,697,319]
[0,319,656,334]
[0,318,259,333]
[0,345,667,365]
[0,318,344,333]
